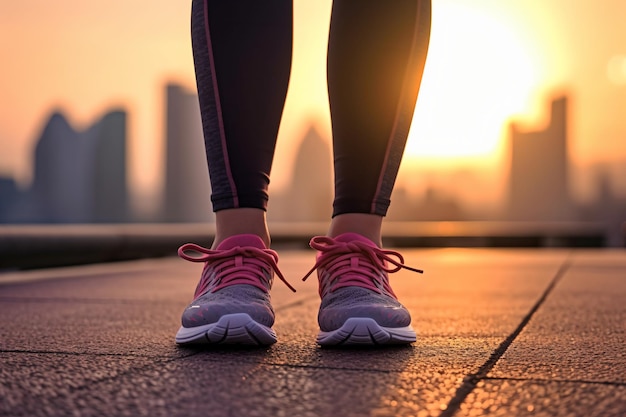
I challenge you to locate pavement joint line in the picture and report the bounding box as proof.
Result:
[0,348,201,360]
[437,257,573,417]
[72,351,256,399]
[2,350,408,415]
[0,257,176,285]
[482,376,626,387]
[2,355,184,412]
[163,346,416,374]
[169,353,417,375]
[0,296,183,305]
[3,348,411,404]
[164,353,414,374]
[255,361,409,374]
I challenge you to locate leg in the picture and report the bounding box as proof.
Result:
[191,0,292,247]
[305,0,431,347]
[175,0,294,346]
[327,0,431,245]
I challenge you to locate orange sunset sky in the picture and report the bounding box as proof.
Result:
[1,0,625,213]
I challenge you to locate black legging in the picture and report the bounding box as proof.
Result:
[191,0,431,217]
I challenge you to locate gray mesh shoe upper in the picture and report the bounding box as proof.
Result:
[181,284,275,328]
[303,233,422,332]
[178,234,295,329]
[317,286,412,332]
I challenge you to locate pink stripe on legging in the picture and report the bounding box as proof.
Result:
[203,0,239,207]
[370,1,424,214]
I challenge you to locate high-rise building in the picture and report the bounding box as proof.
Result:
[271,125,333,222]
[90,110,129,222]
[163,84,213,222]
[13,109,129,223]
[30,112,94,222]
[508,96,573,220]
[0,176,20,222]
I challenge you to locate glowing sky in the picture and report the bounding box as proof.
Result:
[1,0,625,210]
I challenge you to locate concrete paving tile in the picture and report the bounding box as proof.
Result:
[0,301,186,357]
[8,354,478,417]
[0,254,312,309]
[0,352,160,417]
[398,248,570,270]
[262,335,504,378]
[377,248,566,339]
[489,254,626,383]
[457,379,626,417]
[0,258,197,302]
[264,300,525,370]
[0,257,309,358]
[568,250,626,267]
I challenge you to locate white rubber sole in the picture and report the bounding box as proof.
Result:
[175,313,277,346]
[317,317,416,346]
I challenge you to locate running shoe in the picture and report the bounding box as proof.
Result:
[302,233,423,346]
[175,234,295,346]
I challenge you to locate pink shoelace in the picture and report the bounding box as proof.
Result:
[179,243,296,296]
[301,236,423,297]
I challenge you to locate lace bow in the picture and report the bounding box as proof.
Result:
[179,243,296,294]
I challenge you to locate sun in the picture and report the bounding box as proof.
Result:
[405,1,539,161]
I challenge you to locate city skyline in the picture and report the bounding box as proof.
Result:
[3,83,626,213]
[1,84,624,246]
[1,0,625,209]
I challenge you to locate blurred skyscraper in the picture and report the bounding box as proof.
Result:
[163,84,213,222]
[269,124,333,222]
[0,177,20,221]
[508,97,573,220]
[2,110,129,223]
[91,111,129,222]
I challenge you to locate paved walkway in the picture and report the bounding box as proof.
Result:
[1,248,625,417]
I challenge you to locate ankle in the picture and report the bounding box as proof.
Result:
[213,208,271,248]
[327,213,383,246]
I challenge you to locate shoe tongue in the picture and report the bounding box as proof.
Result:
[216,234,267,250]
[333,232,378,248]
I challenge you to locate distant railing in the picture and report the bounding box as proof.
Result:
[0,221,620,270]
